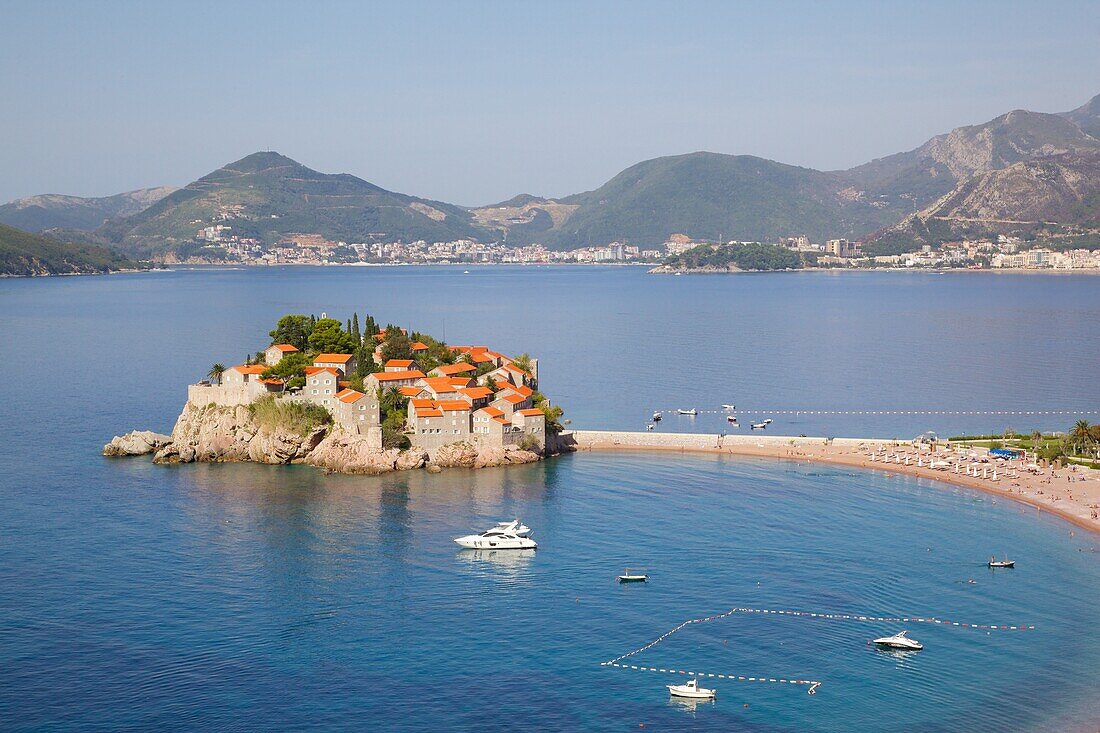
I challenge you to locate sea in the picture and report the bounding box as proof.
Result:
[1,266,1098,731]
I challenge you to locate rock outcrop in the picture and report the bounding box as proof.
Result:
[110,401,564,476]
[102,430,172,456]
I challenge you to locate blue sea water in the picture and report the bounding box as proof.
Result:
[1,266,1098,731]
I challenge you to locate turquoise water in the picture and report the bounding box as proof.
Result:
[1,267,1098,731]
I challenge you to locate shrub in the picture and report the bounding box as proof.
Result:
[248,395,331,436]
[519,435,541,452]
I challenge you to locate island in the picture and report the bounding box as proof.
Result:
[0,222,141,277]
[105,313,570,474]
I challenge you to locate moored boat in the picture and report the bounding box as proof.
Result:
[872,630,923,650]
[667,678,716,699]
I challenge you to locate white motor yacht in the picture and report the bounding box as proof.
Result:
[750,422,768,430]
[872,630,923,650]
[454,520,536,550]
[652,411,662,422]
[722,404,736,410]
[490,519,531,537]
[678,408,698,416]
[667,678,716,699]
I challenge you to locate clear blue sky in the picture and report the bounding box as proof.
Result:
[2,0,1097,205]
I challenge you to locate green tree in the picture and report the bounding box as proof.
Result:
[269,314,313,350]
[207,362,226,384]
[538,402,565,433]
[378,386,411,449]
[379,325,413,362]
[308,318,355,354]
[1071,420,1092,455]
[351,313,361,344]
[355,344,379,377]
[513,353,533,373]
[262,351,311,380]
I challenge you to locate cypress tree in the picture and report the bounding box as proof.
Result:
[352,313,361,344]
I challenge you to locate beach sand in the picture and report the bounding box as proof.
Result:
[574,434,1100,534]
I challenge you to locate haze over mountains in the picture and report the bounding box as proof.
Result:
[3,93,1098,261]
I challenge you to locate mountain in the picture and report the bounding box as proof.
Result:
[475,152,904,248]
[477,95,1100,250]
[98,152,492,257]
[0,187,175,233]
[0,222,139,276]
[1060,93,1100,139]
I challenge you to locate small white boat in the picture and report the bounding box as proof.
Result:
[678,408,698,416]
[726,415,738,423]
[750,422,768,430]
[988,556,1015,568]
[667,678,716,699]
[463,270,470,274]
[873,630,923,650]
[722,404,736,410]
[617,567,648,583]
[455,520,536,550]
[652,411,662,422]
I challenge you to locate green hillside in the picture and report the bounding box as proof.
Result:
[497,152,902,248]
[0,222,139,276]
[98,152,494,257]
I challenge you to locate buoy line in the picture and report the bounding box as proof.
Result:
[653,409,1098,417]
[601,606,1036,695]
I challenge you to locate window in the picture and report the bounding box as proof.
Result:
[312,389,318,395]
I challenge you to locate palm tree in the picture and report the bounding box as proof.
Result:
[207,362,226,385]
[1071,419,1092,455]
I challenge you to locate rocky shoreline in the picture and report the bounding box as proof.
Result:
[105,401,569,475]
[648,264,744,274]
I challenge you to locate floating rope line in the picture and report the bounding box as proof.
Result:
[654,409,1098,417]
[601,607,1036,695]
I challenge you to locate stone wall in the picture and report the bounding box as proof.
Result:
[187,383,263,408]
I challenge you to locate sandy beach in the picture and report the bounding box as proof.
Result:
[571,432,1100,535]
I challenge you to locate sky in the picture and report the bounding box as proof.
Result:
[1,1,1098,206]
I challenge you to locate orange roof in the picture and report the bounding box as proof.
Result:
[468,351,494,363]
[497,383,532,397]
[447,376,473,387]
[435,362,475,375]
[476,406,505,418]
[518,408,544,417]
[398,386,423,397]
[372,370,426,381]
[492,417,510,425]
[386,359,414,368]
[259,378,284,386]
[231,364,268,375]
[304,366,340,376]
[315,353,353,363]
[410,341,429,351]
[415,407,443,418]
[410,398,435,408]
[501,393,527,404]
[503,363,530,377]
[269,344,299,353]
[436,400,471,412]
[419,377,458,393]
[336,389,368,404]
[459,386,492,399]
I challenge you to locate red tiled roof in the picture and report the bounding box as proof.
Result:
[435,363,475,375]
[476,406,505,418]
[336,389,368,404]
[419,377,458,393]
[492,417,510,425]
[447,377,473,387]
[259,378,284,386]
[386,359,414,368]
[500,393,527,404]
[410,341,429,351]
[436,400,471,412]
[398,386,424,397]
[231,364,269,375]
[304,366,340,376]
[458,387,492,399]
[415,407,444,418]
[269,344,299,353]
[410,398,435,408]
[503,363,530,377]
[315,353,353,363]
[372,370,426,381]
[518,408,544,417]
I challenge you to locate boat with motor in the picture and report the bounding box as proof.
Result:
[988,556,1015,568]
[722,404,736,410]
[652,411,662,422]
[454,520,537,550]
[489,519,531,537]
[872,630,923,650]
[617,567,648,583]
[750,422,768,430]
[726,415,738,423]
[678,408,698,416]
[667,678,716,699]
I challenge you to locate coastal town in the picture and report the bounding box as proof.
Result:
[106,313,568,473]
[193,226,1100,271]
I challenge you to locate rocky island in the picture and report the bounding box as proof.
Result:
[106,313,570,474]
